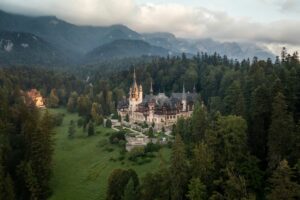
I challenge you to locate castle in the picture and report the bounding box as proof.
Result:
[118,69,198,130]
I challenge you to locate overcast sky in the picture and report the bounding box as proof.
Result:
[1,0,300,54]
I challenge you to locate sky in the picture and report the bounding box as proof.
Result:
[1,0,300,54]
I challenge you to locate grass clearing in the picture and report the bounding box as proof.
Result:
[48,108,171,200]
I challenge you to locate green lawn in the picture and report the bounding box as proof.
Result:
[48,108,171,200]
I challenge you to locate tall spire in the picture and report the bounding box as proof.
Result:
[133,68,137,86]
[193,83,196,93]
[150,79,153,95]
[182,83,186,99]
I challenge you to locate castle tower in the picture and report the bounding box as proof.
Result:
[129,68,143,115]
[182,83,187,112]
[150,79,153,95]
[139,84,143,102]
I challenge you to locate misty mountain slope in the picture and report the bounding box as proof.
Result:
[84,39,170,63]
[0,10,141,55]
[0,31,67,66]
[0,10,275,66]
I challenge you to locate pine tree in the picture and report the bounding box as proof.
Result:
[68,120,76,138]
[224,81,245,117]
[106,119,112,128]
[267,160,300,200]
[123,178,137,200]
[249,85,271,166]
[107,169,139,200]
[268,92,294,169]
[191,142,214,183]
[191,103,208,142]
[186,178,207,200]
[67,91,78,112]
[87,121,94,136]
[91,102,103,125]
[48,89,59,108]
[170,134,188,200]
[224,166,251,200]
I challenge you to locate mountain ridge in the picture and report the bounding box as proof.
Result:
[0,9,275,66]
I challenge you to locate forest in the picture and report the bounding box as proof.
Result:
[0,48,300,199]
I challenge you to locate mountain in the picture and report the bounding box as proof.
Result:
[84,39,169,63]
[142,33,274,60]
[0,31,67,66]
[0,10,141,56]
[0,10,275,66]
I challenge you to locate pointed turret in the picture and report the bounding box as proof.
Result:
[150,79,153,95]
[133,68,137,87]
[182,83,187,111]
[182,83,186,100]
[193,84,196,93]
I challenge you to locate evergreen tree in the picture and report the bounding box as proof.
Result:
[48,89,59,108]
[67,91,78,112]
[125,114,129,122]
[224,81,245,117]
[267,160,300,200]
[268,92,294,169]
[107,169,139,200]
[224,166,251,200]
[106,119,112,128]
[170,134,188,200]
[123,178,137,200]
[87,121,94,136]
[91,102,103,125]
[249,85,271,167]
[191,142,214,183]
[68,120,76,138]
[186,178,207,200]
[191,103,208,142]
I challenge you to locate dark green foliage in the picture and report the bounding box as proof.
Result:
[68,120,76,138]
[266,160,300,200]
[106,119,112,128]
[144,142,160,153]
[268,92,295,169]
[170,134,188,200]
[87,121,95,136]
[109,131,126,144]
[140,169,171,200]
[191,103,208,142]
[128,147,145,162]
[47,88,60,108]
[67,92,78,113]
[77,118,84,127]
[51,113,64,127]
[191,142,214,183]
[125,114,130,122]
[123,178,138,200]
[106,169,139,200]
[186,178,207,200]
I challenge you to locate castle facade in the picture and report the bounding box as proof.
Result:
[117,70,198,130]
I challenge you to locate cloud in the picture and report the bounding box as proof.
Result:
[0,0,299,54]
[281,0,300,12]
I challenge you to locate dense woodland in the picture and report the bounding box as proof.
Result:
[0,48,300,199]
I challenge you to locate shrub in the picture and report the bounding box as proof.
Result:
[105,147,114,152]
[51,113,64,126]
[128,147,145,161]
[145,142,161,153]
[97,139,107,148]
[109,131,126,144]
[77,118,84,127]
[106,119,112,128]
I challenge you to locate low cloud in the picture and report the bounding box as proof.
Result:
[0,0,299,54]
[281,0,300,13]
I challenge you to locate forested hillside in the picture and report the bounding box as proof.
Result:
[0,49,299,199]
